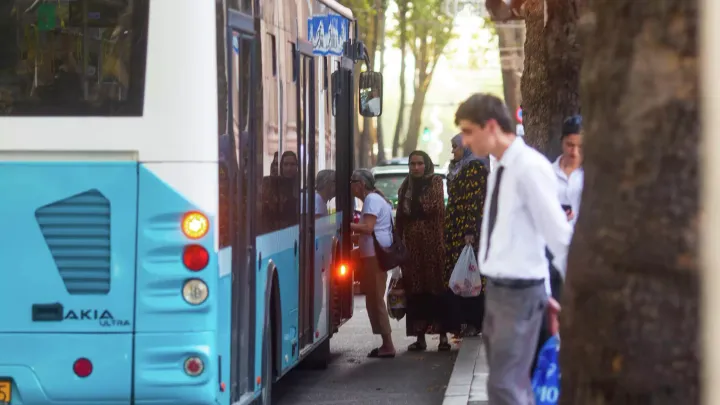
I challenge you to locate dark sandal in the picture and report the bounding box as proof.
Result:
[367,348,396,358]
[438,341,451,351]
[408,341,427,352]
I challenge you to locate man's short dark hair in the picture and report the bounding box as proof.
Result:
[454,93,514,134]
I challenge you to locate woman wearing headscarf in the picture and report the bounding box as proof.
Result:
[443,134,490,337]
[396,150,448,351]
[350,169,396,358]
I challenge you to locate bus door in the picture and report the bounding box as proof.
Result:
[331,61,355,324]
[296,40,317,350]
[227,12,257,401]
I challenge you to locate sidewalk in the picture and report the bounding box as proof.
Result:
[443,336,489,405]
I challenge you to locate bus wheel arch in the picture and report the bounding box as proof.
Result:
[262,261,282,394]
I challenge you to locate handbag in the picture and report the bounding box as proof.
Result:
[372,219,407,271]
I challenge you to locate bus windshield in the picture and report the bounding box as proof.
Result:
[0,0,148,116]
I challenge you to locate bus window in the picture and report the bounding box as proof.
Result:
[229,0,253,15]
[0,0,148,116]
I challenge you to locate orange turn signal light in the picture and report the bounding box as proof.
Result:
[182,211,209,239]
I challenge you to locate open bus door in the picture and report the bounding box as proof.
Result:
[225,10,257,402]
[331,58,356,326]
[296,39,317,351]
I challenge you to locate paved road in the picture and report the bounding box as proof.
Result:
[273,295,458,405]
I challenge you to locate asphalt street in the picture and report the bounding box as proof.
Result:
[273,295,459,405]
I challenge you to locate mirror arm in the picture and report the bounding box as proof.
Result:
[361,42,372,72]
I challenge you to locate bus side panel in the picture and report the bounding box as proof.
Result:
[133,164,218,404]
[134,163,218,333]
[254,228,300,387]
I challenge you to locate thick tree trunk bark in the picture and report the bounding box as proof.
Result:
[392,1,408,158]
[561,0,699,404]
[497,23,522,125]
[353,63,368,168]
[375,0,387,163]
[521,0,580,159]
[402,86,428,155]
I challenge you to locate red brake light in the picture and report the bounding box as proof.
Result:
[339,264,348,277]
[184,356,204,376]
[183,245,209,271]
[73,358,93,378]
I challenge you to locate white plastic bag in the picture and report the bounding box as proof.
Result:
[449,245,483,297]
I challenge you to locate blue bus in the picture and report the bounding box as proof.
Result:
[0,0,382,404]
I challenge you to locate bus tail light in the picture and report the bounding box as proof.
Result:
[184,356,204,376]
[183,245,209,271]
[73,358,93,378]
[182,279,209,305]
[182,211,209,239]
[338,264,348,277]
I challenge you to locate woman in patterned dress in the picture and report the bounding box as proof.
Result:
[396,150,449,351]
[444,134,489,337]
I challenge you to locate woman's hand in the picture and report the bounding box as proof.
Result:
[464,235,475,245]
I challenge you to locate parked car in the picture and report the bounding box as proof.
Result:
[371,163,448,216]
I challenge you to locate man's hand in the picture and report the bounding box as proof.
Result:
[548,297,561,335]
[566,210,575,221]
[464,235,475,245]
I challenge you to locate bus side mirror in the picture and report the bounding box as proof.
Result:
[359,71,383,118]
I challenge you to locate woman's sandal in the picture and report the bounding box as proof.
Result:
[438,341,451,351]
[367,348,396,358]
[408,341,427,352]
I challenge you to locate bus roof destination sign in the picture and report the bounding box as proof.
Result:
[308,14,349,56]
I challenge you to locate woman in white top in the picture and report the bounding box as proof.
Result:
[553,114,584,226]
[532,114,585,376]
[349,168,396,358]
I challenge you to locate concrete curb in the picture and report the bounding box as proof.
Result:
[443,336,489,405]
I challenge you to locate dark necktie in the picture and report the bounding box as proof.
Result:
[484,166,505,261]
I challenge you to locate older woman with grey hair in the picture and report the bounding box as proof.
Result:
[349,168,396,358]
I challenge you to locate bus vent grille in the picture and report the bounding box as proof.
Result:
[35,189,112,295]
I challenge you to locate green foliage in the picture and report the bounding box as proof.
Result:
[344,0,376,44]
[445,17,498,70]
[404,0,455,89]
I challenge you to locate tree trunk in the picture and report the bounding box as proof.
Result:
[561,0,699,404]
[402,86,428,155]
[520,0,580,159]
[392,0,408,158]
[375,0,388,163]
[497,23,521,125]
[354,63,368,168]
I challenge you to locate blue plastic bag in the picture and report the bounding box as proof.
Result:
[532,335,560,405]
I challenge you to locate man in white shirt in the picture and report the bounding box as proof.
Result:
[455,93,573,405]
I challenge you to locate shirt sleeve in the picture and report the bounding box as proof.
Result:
[518,161,574,279]
[363,194,382,218]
